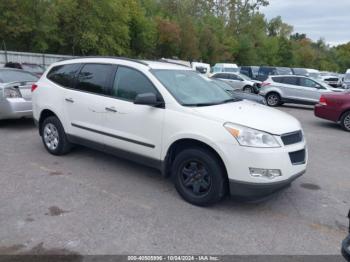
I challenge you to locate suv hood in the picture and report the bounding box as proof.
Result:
[192,101,301,135]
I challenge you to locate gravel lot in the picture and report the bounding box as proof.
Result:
[0,105,349,256]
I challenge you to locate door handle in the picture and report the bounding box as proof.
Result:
[105,107,117,113]
[65,98,74,103]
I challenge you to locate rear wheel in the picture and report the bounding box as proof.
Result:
[340,111,350,131]
[41,116,72,155]
[266,92,281,107]
[172,147,227,206]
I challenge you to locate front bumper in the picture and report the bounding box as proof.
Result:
[229,170,305,198]
[216,135,307,198]
[0,98,32,120]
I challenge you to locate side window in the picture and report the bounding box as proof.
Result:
[299,78,318,88]
[112,66,159,101]
[282,77,298,85]
[213,73,227,79]
[272,77,284,83]
[75,64,114,95]
[47,64,81,87]
[229,74,239,80]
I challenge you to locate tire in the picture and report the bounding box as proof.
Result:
[171,147,227,206]
[41,116,72,155]
[266,92,281,107]
[340,111,350,132]
[243,86,253,93]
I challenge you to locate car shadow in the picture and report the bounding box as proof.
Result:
[0,118,35,130]
[313,120,344,131]
[281,104,314,111]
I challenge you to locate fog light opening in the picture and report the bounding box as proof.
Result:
[249,168,282,179]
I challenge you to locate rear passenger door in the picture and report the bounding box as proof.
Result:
[100,66,165,161]
[64,63,116,144]
[280,76,300,100]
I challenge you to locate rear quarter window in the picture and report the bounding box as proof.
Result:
[47,63,81,88]
[272,77,284,83]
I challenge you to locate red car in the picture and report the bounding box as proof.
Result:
[314,91,350,131]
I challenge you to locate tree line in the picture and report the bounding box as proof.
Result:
[1,0,350,72]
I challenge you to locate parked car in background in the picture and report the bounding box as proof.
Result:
[4,62,45,77]
[192,62,210,75]
[212,79,266,105]
[320,72,342,88]
[240,66,260,80]
[256,66,293,81]
[32,57,307,205]
[314,91,350,131]
[211,72,261,93]
[211,63,239,74]
[292,68,322,80]
[259,75,337,107]
[343,69,350,89]
[0,68,39,120]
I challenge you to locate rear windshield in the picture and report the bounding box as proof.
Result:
[21,64,44,74]
[0,70,39,83]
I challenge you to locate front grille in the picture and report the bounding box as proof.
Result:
[289,149,306,165]
[281,131,303,145]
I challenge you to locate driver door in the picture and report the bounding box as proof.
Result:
[101,66,165,161]
[298,77,325,103]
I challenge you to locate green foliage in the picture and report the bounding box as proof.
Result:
[0,0,348,72]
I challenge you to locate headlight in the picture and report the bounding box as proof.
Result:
[224,122,281,148]
[4,87,22,98]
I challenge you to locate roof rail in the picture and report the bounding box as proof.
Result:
[158,58,191,68]
[59,56,149,66]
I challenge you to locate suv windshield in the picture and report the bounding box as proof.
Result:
[152,70,235,106]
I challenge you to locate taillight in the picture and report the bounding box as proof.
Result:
[319,95,327,106]
[31,84,38,92]
[261,82,271,87]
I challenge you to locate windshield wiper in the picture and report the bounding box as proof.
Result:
[184,98,239,107]
[184,102,220,107]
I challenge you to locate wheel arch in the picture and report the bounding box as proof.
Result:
[38,109,59,136]
[339,109,350,122]
[162,138,228,182]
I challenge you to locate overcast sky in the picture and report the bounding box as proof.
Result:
[261,0,350,46]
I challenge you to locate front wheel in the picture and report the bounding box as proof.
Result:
[172,147,227,206]
[340,111,350,131]
[266,93,281,107]
[41,116,72,155]
[243,86,253,93]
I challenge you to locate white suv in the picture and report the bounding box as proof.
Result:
[32,57,307,206]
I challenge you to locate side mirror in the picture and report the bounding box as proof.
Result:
[134,93,163,107]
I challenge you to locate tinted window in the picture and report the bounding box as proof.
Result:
[272,76,284,83]
[48,64,81,87]
[213,73,228,79]
[277,67,293,75]
[75,64,114,94]
[259,67,274,76]
[299,78,318,88]
[113,66,158,101]
[283,76,298,85]
[229,74,240,80]
[0,69,38,83]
